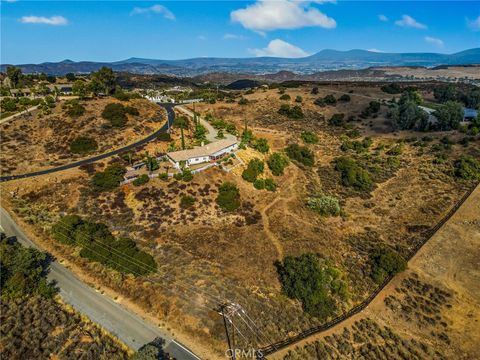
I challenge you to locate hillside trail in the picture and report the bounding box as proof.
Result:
[261,168,300,260]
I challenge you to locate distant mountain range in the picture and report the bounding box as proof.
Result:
[2,48,479,77]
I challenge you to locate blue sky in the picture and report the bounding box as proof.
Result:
[1,1,479,64]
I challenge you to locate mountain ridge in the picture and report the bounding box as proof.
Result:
[2,48,479,77]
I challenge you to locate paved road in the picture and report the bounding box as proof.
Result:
[0,103,176,182]
[0,207,201,360]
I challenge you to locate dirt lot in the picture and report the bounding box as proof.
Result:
[0,97,166,175]
[1,84,478,358]
[274,184,480,360]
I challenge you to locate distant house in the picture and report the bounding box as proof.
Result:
[167,139,238,169]
[9,88,31,97]
[464,108,478,121]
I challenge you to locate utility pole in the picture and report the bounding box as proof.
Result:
[221,304,235,360]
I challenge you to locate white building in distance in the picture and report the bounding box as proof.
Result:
[167,139,238,169]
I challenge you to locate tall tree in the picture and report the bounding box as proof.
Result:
[90,67,115,95]
[174,116,189,150]
[6,66,22,88]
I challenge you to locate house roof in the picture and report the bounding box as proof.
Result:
[167,138,237,162]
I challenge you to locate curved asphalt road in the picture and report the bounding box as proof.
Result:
[0,103,176,182]
[0,207,201,360]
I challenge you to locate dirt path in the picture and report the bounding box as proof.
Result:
[260,168,300,260]
[0,105,39,125]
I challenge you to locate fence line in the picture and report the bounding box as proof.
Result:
[257,181,479,358]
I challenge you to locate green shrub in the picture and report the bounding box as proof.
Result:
[334,157,373,191]
[242,158,264,182]
[158,172,168,181]
[264,178,277,192]
[63,100,85,118]
[301,131,319,144]
[278,104,304,119]
[253,179,265,190]
[125,105,139,116]
[295,96,303,103]
[216,182,241,211]
[381,83,402,94]
[267,152,289,176]
[70,136,98,154]
[253,138,270,153]
[339,94,351,102]
[279,94,291,101]
[238,97,249,105]
[454,156,480,180]
[285,143,315,166]
[133,174,149,186]
[369,247,407,284]
[323,94,337,105]
[386,143,404,156]
[157,132,171,141]
[314,98,326,107]
[181,169,193,181]
[180,195,196,208]
[102,103,128,127]
[307,195,341,217]
[277,253,349,319]
[91,163,126,191]
[329,113,345,126]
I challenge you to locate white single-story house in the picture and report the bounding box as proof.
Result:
[167,139,238,169]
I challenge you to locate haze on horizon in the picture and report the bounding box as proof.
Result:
[1,0,479,64]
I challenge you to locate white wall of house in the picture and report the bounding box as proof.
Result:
[210,143,238,159]
[188,156,210,166]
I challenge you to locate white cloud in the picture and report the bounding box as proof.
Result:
[130,4,175,20]
[249,39,309,58]
[395,15,427,29]
[367,48,384,53]
[231,0,336,32]
[223,33,246,40]
[20,15,68,25]
[197,35,206,41]
[424,36,444,47]
[467,15,480,31]
[378,14,388,22]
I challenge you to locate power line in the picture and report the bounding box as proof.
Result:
[51,226,220,312]
[52,221,227,306]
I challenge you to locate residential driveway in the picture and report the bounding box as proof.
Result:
[176,105,236,142]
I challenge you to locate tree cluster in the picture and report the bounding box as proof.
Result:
[0,235,55,300]
[267,152,290,176]
[277,253,349,319]
[51,215,157,275]
[278,104,304,119]
[335,156,373,191]
[91,163,127,191]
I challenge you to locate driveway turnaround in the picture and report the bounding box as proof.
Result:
[0,207,201,360]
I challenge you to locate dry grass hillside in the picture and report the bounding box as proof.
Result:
[0,97,166,175]
[1,84,478,358]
